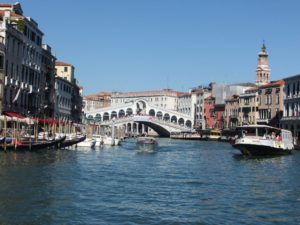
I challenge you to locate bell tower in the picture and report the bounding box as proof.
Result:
[256,43,271,86]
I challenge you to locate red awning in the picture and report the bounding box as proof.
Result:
[4,112,26,119]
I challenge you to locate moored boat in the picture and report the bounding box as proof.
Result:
[233,125,294,156]
[0,135,66,151]
[60,134,86,148]
[76,138,96,148]
[92,135,121,146]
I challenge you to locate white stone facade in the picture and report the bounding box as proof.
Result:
[111,89,182,112]
[55,76,72,121]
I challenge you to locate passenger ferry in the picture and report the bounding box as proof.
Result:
[233,125,294,156]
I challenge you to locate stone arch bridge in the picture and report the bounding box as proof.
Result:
[85,99,193,137]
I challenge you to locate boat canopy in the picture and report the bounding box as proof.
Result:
[235,125,282,137]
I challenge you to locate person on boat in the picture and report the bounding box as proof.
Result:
[276,134,282,141]
[271,132,276,140]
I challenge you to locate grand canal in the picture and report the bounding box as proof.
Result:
[0,139,299,225]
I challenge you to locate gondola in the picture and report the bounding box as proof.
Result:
[60,135,86,148]
[0,135,66,151]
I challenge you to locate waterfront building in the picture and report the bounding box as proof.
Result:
[256,43,271,86]
[55,61,74,83]
[204,96,216,129]
[177,86,212,128]
[281,74,300,142]
[83,92,112,111]
[257,80,285,127]
[211,82,254,105]
[71,78,83,123]
[41,44,56,118]
[238,88,259,125]
[0,3,48,117]
[54,76,72,121]
[0,36,5,115]
[55,61,83,122]
[190,86,211,129]
[177,93,191,115]
[224,95,240,129]
[111,89,184,112]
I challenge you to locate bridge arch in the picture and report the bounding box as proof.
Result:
[178,118,184,126]
[95,113,102,122]
[156,111,163,119]
[126,108,133,116]
[136,100,147,114]
[118,109,125,118]
[149,109,155,116]
[87,115,94,123]
[163,113,170,121]
[186,120,192,128]
[127,123,132,132]
[111,111,117,119]
[171,115,177,123]
[103,112,109,121]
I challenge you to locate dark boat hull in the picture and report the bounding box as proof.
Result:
[60,135,86,148]
[0,136,66,151]
[233,143,292,156]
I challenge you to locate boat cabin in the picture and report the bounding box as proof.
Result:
[235,125,292,143]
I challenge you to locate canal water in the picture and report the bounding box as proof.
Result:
[0,139,299,225]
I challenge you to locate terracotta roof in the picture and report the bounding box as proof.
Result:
[0,4,13,7]
[112,90,187,98]
[85,92,112,99]
[0,10,23,18]
[259,80,285,88]
[55,61,73,67]
[205,96,215,101]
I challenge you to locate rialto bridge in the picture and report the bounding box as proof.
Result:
[84,99,194,137]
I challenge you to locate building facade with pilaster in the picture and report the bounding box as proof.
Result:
[257,80,285,127]
[281,74,300,143]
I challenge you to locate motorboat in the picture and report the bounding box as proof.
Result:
[76,138,96,148]
[92,135,121,146]
[233,125,294,156]
[136,137,158,152]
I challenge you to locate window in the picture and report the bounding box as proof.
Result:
[276,95,280,105]
[64,67,68,72]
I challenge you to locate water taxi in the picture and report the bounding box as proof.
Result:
[233,125,294,156]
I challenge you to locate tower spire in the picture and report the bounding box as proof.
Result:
[256,42,271,86]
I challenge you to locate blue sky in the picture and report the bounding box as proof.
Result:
[12,0,300,94]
